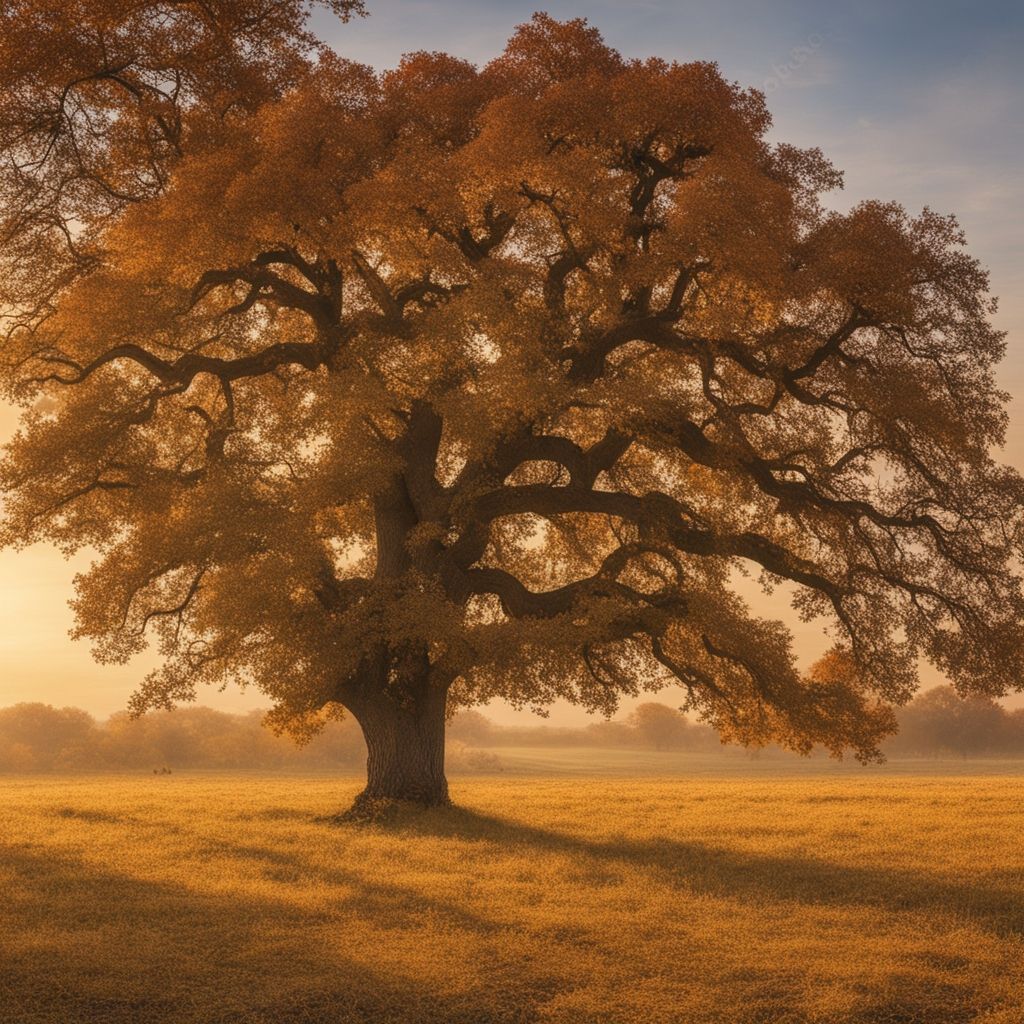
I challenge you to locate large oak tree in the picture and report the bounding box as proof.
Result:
[3,6,1023,808]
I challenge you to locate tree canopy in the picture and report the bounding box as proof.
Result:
[2,9,1023,801]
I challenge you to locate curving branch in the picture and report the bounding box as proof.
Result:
[29,334,343,390]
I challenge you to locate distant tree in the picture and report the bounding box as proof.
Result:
[889,685,1008,757]
[304,714,367,767]
[97,711,151,768]
[0,703,98,769]
[97,705,366,768]
[3,10,1024,809]
[629,703,690,751]
[1005,710,1024,755]
[447,710,495,747]
[584,719,640,748]
[953,694,1007,756]
[1,742,37,772]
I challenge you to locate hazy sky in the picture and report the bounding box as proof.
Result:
[1,1,1021,722]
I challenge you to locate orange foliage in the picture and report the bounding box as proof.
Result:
[1,9,1023,791]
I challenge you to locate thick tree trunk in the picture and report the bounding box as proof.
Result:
[347,676,450,810]
[340,456,452,814]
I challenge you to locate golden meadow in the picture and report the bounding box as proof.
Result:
[3,758,1024,1024]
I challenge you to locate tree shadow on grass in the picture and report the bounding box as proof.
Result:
[382,804,1024,939]
[8,803,1019,1024]
[0,843,553,1024]
[208,837,506,936]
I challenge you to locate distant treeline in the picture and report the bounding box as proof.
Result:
[0,706,369,772]
[1,686,1023,771]
[450,687,1024,759]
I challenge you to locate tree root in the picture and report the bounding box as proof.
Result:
[317,790,453,826]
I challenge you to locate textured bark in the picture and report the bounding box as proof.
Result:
[346,668,450,809]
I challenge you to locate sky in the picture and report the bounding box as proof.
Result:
[1,0,1022,723]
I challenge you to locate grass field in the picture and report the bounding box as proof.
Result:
[2,763,1024,1023]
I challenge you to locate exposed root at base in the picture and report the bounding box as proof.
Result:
[317,792,453,826]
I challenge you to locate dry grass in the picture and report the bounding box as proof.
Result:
[2,767,1023,1023]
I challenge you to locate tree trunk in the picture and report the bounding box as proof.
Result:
[347,677,450,810]
[341,462,451,814]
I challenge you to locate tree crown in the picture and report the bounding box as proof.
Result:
[3,11,1022,762]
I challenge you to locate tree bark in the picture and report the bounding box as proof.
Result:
[340,458,452,813]
[346,667,450,810]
